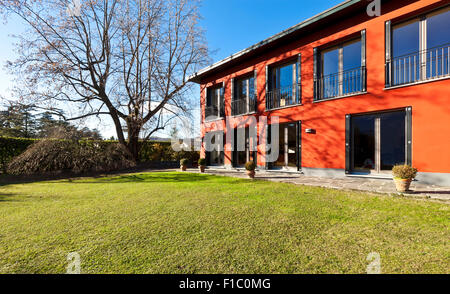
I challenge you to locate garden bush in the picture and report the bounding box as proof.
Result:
[2,136,199,174]
[7,137,135,175]
[137,141,199,163]
[180,158,189,167]
[392,164,418,180]
[245,161,256,171]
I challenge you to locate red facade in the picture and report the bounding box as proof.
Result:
[192,0,450,186]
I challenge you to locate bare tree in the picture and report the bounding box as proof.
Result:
[0,0,209,160]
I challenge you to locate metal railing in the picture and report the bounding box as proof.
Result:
[231,94,257,116]
[266,84,300,110]
[315,66,366,101]
[205,105,224,120]
[388,43,450,87]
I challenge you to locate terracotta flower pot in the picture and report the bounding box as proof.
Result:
[199,165,205,173]
[181,165,187,172]
[394,178,412,192]
[247,170,255,179]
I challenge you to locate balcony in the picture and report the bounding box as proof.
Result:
[231,94,257,116]
[314,66,366,101]
[387,43,450,87]
[266,84,301,110]
[205,105,224,121]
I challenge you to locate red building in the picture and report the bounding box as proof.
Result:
[189,0,450,186]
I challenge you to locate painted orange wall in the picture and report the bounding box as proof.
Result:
[200,0,450,173]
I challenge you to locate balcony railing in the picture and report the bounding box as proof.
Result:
[231,94,257,116]
[205,105,224,120]
[387,43,450,87]
[315,66,366,101]
[266,84,301,110]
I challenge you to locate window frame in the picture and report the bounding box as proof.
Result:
[233,74,255,115]
[269,61,298,92]
[386,5,450,87]
[205,131,225,166]
[205,83,224,121]
[320,37,363,98]
[265,55,302,110]
[345,107,412,175]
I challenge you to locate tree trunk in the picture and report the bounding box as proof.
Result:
[128,135,140,162]
[127,123,142,162]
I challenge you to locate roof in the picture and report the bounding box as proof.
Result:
[189,0,366,84]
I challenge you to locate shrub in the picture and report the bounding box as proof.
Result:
[138,141,199,163]
[198,158,206,166]
[392,164,418,180]
[1,137,200,173]
[180,158,189,167]
[0,137,36,173]
[245,161,256,171]
[7,138,135,175]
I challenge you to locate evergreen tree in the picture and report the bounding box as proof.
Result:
[0,105,37,138]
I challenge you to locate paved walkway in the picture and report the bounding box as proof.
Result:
[182,168,450,202]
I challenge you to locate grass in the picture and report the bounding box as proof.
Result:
[0,172,448,274]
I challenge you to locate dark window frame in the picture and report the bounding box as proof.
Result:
[205,83,225,121]
[315,32,366,101]
[345,107,412,174]
[204,131,225,166]
[231,72,257,116]
[265,55,302,110]
[266,121,302,171]
[385,5,450,87]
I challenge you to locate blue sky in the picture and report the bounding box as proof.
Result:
[200,0,343,63]
[0,0,343,138]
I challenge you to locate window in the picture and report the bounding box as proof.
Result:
[393,21,420,57]
[232,73,256,116]
[272,63,295,90]
[205,85,224,120]
[391,20,420,86]
[426,8,450,79]
[386,6,450,87]
[315,35,365,100]
[266,55,301,110]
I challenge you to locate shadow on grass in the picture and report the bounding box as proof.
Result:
[256,176,299,180]
[409,190,450,195]
[0,193,18,202]
[0,170,252,187]
[0,166,182,187]
[73,173,212,184]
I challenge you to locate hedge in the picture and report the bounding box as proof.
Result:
[0,137,199,173]
[138,141,199,164]
[0,137,37,173]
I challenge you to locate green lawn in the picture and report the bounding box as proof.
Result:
[0,172,448,274]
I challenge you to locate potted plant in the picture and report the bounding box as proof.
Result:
[180,158,189,171]
[245,161,256,179]
[392,164,418,192]
[198,158,206,173]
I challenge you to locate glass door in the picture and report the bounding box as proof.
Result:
[352,114,376,172]
[274,124,286,168]
[205,131,224,166]
[236,127,247,167]
[233,127,257,167]
[287,123,298,168]
[380,111,406,171]
[270,122,301,170]
[351,110,407,174]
